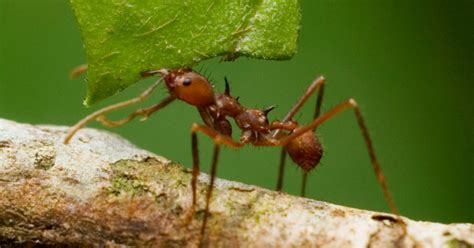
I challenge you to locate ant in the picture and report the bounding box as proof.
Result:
[64,68,399,243]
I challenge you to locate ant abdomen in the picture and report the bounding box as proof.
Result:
[286,129,323,172]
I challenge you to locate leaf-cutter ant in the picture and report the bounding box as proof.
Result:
[64,68,399,243]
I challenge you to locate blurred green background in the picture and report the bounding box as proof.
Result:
[0,1,472,223]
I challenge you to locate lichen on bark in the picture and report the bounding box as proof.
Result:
[0,118,473,247]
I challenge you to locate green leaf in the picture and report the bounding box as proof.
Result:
[70,0,301,106]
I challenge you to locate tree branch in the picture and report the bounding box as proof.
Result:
[0,118,472,247]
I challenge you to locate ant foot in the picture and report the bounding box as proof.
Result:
[181,205,196,229]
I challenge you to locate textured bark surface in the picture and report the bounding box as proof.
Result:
[0,118,472,247]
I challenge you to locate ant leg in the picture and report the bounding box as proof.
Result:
[276,76,326,128]
[312,80,325,120]
[183,131,201,228]
[190,132,200,213]
[141,68,168,78]
[301,80,325,196]
[280,99,399,215]
[201,144,220,236]
[63,79,162,144]
[275,148,287,191]
[273,76,326,194]
[96,96,175,127]
[69,64,88,79]
[189,123,244,206]
[189,124,244,242]
[191,124,244,149]
[301,172,309,196]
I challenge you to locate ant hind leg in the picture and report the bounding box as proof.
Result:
[300,172,309,197]
[275,148,287,191]
[301,78,325,197]
[273,76,326,196]
[279,99,399,215]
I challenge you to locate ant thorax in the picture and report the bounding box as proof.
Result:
[214,93,244,117]
[212,92,274,145]
[234,109,271,133]
[235,109,274,145]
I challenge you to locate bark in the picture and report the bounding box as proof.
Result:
[0,118,472,247]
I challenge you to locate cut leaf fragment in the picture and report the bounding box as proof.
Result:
[70,0,301,105]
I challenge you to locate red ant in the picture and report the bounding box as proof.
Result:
[64,68,398,242]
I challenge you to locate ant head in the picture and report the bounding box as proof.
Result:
[159,68,215,107]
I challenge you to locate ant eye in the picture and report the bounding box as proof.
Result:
[183,78,192,86]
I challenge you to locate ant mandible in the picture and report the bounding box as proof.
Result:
[64,68,399,240]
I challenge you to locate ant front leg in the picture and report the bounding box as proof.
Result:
[280,99,399,215]
[63,79,162,144]
[189,123,244,243]
[96,96,176,127]
[274,76,326,195]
